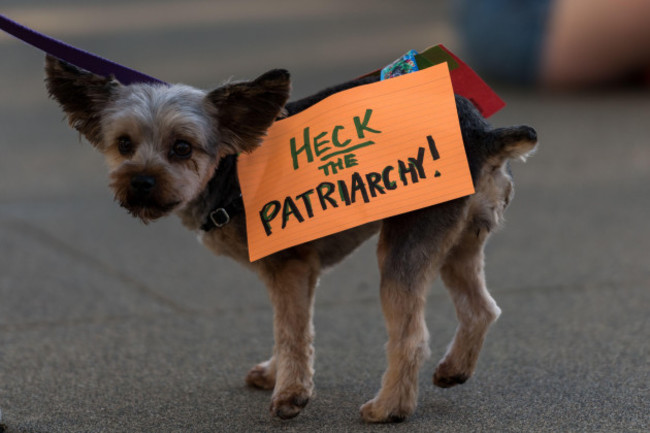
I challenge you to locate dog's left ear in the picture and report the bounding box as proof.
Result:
[206,69,291,154]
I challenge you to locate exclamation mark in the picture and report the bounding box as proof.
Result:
[427,135,440,160]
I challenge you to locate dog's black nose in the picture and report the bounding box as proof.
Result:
[130,174,156,194]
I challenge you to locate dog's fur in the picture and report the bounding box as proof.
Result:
[44,55,537,422]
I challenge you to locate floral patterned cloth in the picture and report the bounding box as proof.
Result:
[380,49,420,80]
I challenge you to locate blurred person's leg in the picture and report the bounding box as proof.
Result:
[540,0,650,88]
[455,0,650,88]
[453,0,553,85]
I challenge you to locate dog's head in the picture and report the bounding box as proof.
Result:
[44,55,290,222]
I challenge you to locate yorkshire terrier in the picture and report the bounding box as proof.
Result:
[44,54,537,423]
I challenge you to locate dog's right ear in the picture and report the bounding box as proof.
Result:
[44,55,120,146]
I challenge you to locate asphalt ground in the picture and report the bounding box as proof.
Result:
[1,1,648,432]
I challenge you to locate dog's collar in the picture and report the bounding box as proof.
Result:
[199,154,244,232]
[200,193,244,231]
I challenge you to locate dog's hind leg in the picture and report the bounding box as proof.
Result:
[434,228,501,388]
[361,204,466,423]
[258,249,320,420]
[359,266,430,422]
[246,356,276,390]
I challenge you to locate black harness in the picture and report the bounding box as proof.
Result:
[199,154,245,231]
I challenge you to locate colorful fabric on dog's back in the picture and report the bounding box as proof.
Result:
[367,45,505,118]
[381,50,420,80]
[238,64,475,262]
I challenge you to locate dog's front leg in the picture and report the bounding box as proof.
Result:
[258,253,319,420]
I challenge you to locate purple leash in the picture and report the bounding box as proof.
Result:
[0,13,166,85]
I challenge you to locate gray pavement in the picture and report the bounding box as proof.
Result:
[1,1,648,432]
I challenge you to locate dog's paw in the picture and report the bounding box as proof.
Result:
[359,397,411,423]
[433,361,470,388]
[270,389,310,420]
[246,361,276,390]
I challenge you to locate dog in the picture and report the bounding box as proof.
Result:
[44,54,537,423]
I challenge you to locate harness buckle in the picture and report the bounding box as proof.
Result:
[209,208,230,228]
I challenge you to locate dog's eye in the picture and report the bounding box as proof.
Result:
[171,140,192,159]
[117,136,133,156]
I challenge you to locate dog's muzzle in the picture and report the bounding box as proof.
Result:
[130,174,156,197]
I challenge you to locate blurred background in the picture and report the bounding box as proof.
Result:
[1,1,648,432]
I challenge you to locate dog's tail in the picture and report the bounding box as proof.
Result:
[456,95,537,165]
[490,125,538,162]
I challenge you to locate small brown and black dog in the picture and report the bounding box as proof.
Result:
[45,54,537,423]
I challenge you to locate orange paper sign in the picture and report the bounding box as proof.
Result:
[238,64,474,262]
